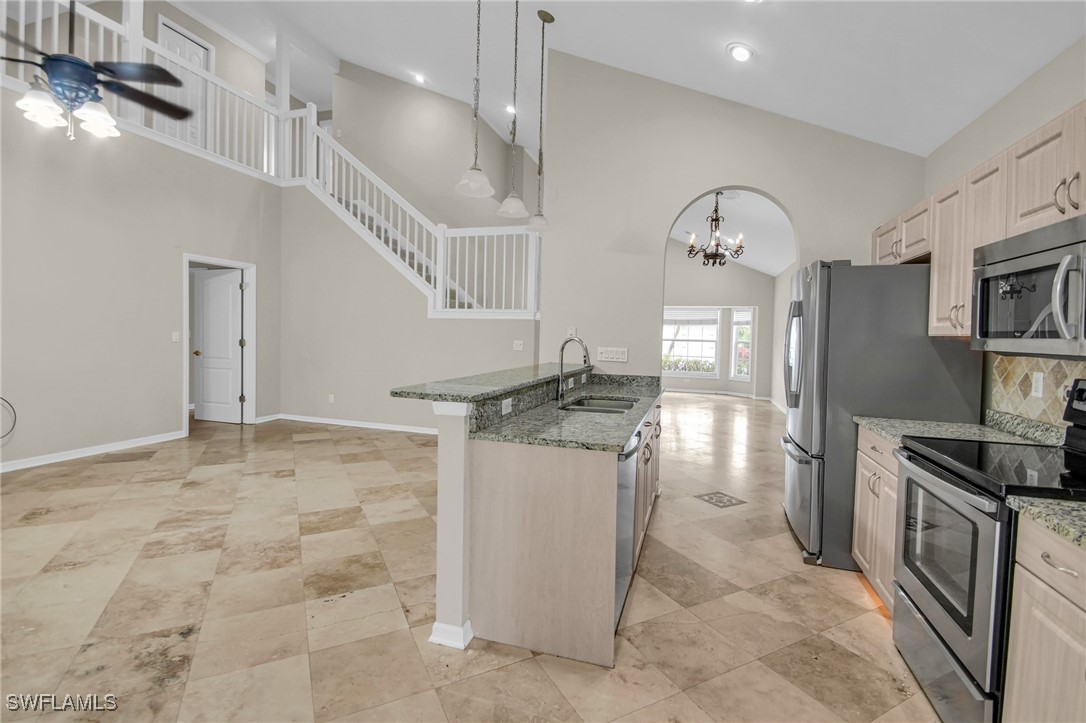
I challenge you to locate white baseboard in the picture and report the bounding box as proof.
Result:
[770,398,787,414]
[428,620,474,649]
[188,404,196,411]
[0,430,187,473]
[257,413,436,436]
[663,387,773,402]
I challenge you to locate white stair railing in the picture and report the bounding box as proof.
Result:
[1,0,541,319]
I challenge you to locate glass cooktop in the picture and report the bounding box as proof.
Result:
[901,436,1086,500]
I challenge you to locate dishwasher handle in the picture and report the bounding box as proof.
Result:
[619,431,642,461]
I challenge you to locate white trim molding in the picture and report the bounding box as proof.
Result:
[168,1,274,64]
[429,620,474,650]
[0,430,187,473]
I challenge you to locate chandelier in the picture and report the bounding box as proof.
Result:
[687,191,745,267]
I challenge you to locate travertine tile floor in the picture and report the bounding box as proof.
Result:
[0,393,939,722]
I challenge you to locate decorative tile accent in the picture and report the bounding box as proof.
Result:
[694,492,747,509]
[985,353,1086,427]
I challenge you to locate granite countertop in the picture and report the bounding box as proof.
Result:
[854,416,1036,446]
[391,362,591,403]
[472,383,662,453]
[1007,497,1086,549]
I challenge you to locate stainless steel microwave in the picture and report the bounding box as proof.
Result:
[973,216,1086,357]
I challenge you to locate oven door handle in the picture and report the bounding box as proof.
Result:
[894,449,999,515]
[894,587,990,704]
[1051,254,1077,340]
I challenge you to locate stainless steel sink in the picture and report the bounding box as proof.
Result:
[560,397,637,413]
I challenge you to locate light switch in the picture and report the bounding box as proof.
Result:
[513,340,524,351]
[567,327,577,338]
[1031,372,1044,398]
[171,331,181,342]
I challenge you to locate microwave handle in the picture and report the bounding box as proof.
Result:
[1051,254,1077,340]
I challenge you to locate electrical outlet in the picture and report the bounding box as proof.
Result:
[171,331,180,343]
[581,373,587,384]
[1026,469,1039,485]
[567,327,577,338]
[597,347,629,363]
[328,394,335,404]
[513,340,524,351]
[501,398,513,415]
[1031,372,1044,398]
[567,378,574,389]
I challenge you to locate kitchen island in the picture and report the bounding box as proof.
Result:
[391,364,662,667]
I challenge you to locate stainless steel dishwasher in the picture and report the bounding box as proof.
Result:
[614,427,642,628]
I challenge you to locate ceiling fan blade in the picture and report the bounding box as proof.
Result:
[0,31,49,58]
[100,80,193,120]
[94,62,182,86]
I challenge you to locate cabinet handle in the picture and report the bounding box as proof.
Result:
[949,304,960,330]
[872,474,881,498]
[642,444,653,465]
[866,471,877,494]
[1041,551,1080,577]
[654,422,661,439]
[1068,171,1081,210]
[1055,178,1068,214]
[869,445,883,455]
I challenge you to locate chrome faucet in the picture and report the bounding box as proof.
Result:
[557,336,591,403]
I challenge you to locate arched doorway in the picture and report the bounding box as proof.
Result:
[660,187,797,401]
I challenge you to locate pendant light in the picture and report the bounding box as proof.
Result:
[455,0,495,198]
[497,2,529,219]
[526,10,554,232]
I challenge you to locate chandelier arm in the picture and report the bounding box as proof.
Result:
[535,12,547,214]
[509,1,519,193]
[471,0,482,167]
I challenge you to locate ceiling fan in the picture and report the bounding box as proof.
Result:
[1,0,192,139]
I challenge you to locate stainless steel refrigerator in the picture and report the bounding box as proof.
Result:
[781,260,982,570]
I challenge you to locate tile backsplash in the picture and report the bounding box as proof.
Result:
[985,353,1086,426]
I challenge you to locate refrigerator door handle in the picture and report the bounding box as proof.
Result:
[784,300,803,409]
[780,436,812,465]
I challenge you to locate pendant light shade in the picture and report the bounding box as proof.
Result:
[498,2,530,219]
[526,212,549,232]
[456,165,495,198]
[456,0,494,198]
[16,80,62,116]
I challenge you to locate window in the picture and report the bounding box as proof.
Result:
[662,307,720,377]
[731,308,754,381]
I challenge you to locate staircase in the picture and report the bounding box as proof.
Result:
[1,0,541,320]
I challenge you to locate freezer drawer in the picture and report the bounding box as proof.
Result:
[781,435,822,558]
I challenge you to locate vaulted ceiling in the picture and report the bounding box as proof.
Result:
[178,1,1084,162]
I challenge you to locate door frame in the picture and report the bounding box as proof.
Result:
[157,16,217,74]
[182,254,256,434]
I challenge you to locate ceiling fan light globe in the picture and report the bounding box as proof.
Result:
[24,110,67,128]
[526,212,549,232]
[80,121,120,138]
[16,87,62,115]
[497,193,530,219]
[455,166,495,198]
[74,101,115,126]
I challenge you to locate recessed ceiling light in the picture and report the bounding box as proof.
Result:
[744,0,763,4]
[506,105,516,114]
[727,43,754,62]
[414,73,425,83]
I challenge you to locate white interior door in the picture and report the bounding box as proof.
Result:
[193,269,243,423]
[157,23,208,146]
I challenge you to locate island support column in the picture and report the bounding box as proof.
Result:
[428,401,474,649]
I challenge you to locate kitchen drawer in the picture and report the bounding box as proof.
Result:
[1015,516,1086,609]
[857,426,899,476]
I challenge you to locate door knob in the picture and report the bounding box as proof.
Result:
[192,350,202,356]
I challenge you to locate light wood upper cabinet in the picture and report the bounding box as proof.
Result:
[965,151,1009,251]
[1006,108,1078,236]
[929,179,966,336]
[899,199,933,262]
[1003,565,1086,723]
[1072,100,1086,216]
[872,219,901,265]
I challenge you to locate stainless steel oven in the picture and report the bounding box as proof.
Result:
[892,449,1011,723]
[973,216,1086,357]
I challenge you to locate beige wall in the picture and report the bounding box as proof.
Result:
[0,88,281,461]
[925,39,1086,195]
[662,240,775,398]
[278,187,539,430]
[95,1,267,101]
[540,52,926,412]
[333,62,516,229]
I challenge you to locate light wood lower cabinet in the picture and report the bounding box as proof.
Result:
[852,436,900,613]
[1003,564,1086,723]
